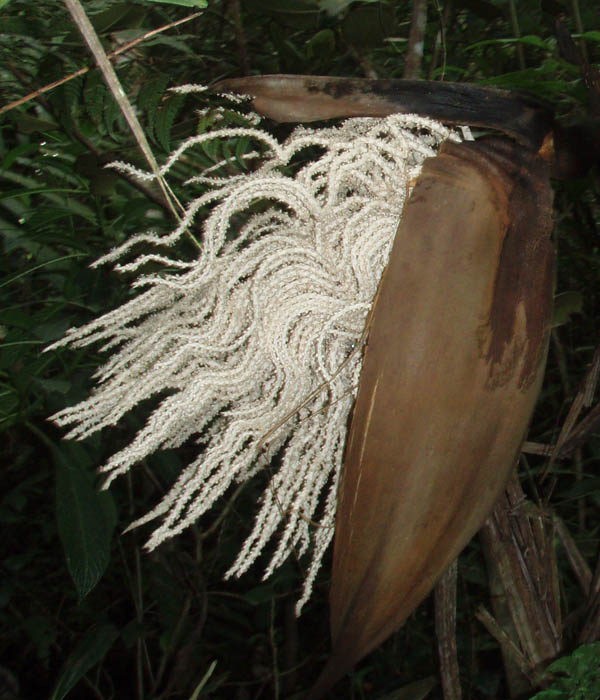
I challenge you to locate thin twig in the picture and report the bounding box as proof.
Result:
[63,0,190,233]
[0,12,202,116]
[435,560,462,700]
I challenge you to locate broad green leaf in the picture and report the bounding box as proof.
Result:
[552,291,583,327]
[83,71,107,127]
[306,29,335,60]
[580,31,600,43]
[50,624,119,700]
[55,443,116,600]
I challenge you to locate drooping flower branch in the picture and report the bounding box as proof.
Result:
[48,88,462,612]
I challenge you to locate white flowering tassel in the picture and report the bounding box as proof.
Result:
[48,94,461,613]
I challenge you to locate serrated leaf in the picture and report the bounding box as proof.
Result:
[138,76,169,142]
[529,644,600,699]
[55,443,116,600]
[50,624,119,700]
[155,93,185,152]
[83,72,107,127]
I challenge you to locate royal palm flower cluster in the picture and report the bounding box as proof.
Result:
[49,88,461,612]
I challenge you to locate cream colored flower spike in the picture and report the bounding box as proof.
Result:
[48,89,460,613]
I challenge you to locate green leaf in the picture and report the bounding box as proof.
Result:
[50,624,119,700]
[138,75,170,143]
[55,443,116,600]
[83,71,107,127]
[1,141,39,172]
[552,291,583,327]
[86,3,139,34]
[342,5,396,48]
[529,644,600,700]
[580,31,600,43]
[155,93,185,152]
[306,29,335,60]
[466,35,553,51]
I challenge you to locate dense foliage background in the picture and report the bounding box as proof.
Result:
[1,0,599,698]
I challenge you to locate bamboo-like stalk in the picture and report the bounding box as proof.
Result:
[479,474,562,693]
[435,560,462,700]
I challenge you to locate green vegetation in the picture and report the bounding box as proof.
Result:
[1,0,599,698]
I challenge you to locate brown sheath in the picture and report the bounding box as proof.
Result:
[212,75,560,698]
[307,137,554,698]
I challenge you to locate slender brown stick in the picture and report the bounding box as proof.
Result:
[64,0,183,221]
[435,560,462,700]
